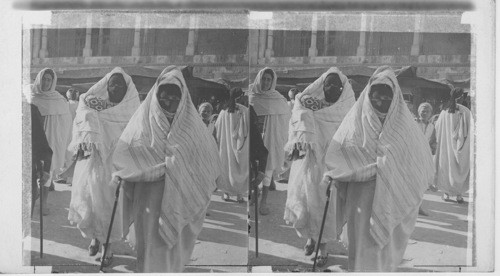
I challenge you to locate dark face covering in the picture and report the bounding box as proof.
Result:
[157,84,182,114]
[107,73,127,103]
[447,87,464,113]
[369,84,393,114]
[323,74,343,103]
[227,87,244,113]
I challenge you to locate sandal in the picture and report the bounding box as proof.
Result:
[237,195,245,204]
[259,204,270,216]
[456,195,465,204]
[100,253,114,267]
[222,193,231,202]
[304,240,316,256]
[88,239,100,256]
[315,254,328,268]
[442,193,452,202]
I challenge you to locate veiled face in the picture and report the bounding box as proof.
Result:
[107,74,127,103]
[261,73,273,92]
[158,84,182,113]
[369,84,393,114]
[323,74,343,103]
[41,72,53,92]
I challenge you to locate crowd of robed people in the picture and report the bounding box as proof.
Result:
[26,66,250,272]
[249,66,471,271]
[26,64,471,272]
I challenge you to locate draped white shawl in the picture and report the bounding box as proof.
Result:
[283,67,355,239]
[26,68,70,116]
[324,66,434,248]
[68,67,140,160]
[284,67,356,156]
[248,68,291,172]
[112,67,224,249]
[248,67,290,116]
[27,68,72,176]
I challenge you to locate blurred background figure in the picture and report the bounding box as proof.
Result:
[434,88,471,204]
[198,102,218,140]
[215,87,249,203]
[287,87,300,110]
[55,88,81,185]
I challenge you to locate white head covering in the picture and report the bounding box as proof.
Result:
[68,67,140,159]
[112,66,224,249]
[248,67,290,116]
[26,68,70,116]
[286,67,356,154]
[324,66,434,248]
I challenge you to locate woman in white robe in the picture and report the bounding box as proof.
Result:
[26,68,72,215]
[434,88,471,203]
[215,87,249,202]
[283,68,355,266]
[415,102,438,216]
[67,67,140,265]
[111,67,226,272]
[323,66,434,271]
[248,67,291,215]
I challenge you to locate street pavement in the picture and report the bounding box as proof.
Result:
[23,178,474,273]
[26,182,248,273]
[248,180,473,273]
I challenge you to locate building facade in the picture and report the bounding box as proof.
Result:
[29,11,471,81]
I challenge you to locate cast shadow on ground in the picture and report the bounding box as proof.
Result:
[30,252,136,273]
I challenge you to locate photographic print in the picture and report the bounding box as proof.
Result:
[0,0,494,274]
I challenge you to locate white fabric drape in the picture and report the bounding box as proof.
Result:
[248,67,291,172]
[27,68,72,184]
[434,104,471,196]
[215,104,249,195]
[324,66,434,248]
[283,67,355,242]
[67,67,140,241]
[112,66,225,250]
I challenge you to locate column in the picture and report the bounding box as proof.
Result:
[97,18,104,56]
[265,20,274,58]
[323,15,329,56]
[131,15,141,56]
[248,29,259,65]
[38,27,48,58]
[258,29,266,59]
[356,13,367,56]
[82,14,92,57]
[308,14,318,57]
[411,15,422,56]
[185,15,197,55]
[32,27,41,59]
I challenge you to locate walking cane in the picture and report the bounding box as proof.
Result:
[99,177,122,273]
[37,160,44,258]
[254,169,259,258]
[312,178,333,272]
